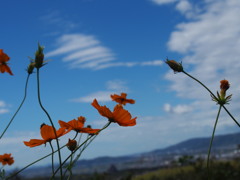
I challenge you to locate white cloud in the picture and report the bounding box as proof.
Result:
[46,33,163,70]
[0,101,6,107]
[46,33,116,69]
[70,80,129,103]
[40,11,78,34]
[151,0,177,5]
[106,80,129,91]
[140,60,163,66]
[0,109,9,114]
[164,0,240,133]
[151,0,197,18]
[46,34,100,57]
[163,103,192,114]
[175,0,193,17]
[0,100,10,114]
[70,91,114,103]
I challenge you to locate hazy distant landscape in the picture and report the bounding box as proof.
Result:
[16,131,240,179]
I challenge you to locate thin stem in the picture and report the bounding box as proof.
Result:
[36,68,63,178]
[8,132,81,179]
[8,122,111,179]
[66,154,73,180]
[51,122,111,178]
[49,142,55,177]
[183,70,240,127]
[7,144,67,180]
[222,105,240,127]
[182,71,217,99]
[207,105,222,180]
[0,74,30,140]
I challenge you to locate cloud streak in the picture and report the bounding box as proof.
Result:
[0,100,9,114]
[46,33,163,70]
[70,80,129,103]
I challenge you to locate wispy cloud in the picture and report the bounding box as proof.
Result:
[46,33,163,70]
[151,0,196,18]
[40,11,78,34]
[164,0,240,132]
[151,0,177,5]
[163,103,192,114]
[70,80,129,103]
[0,100,9,114]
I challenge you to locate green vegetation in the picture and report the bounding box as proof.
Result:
[133,159,240,180]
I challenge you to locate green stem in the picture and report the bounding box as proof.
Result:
[36,68,63,178]
[182,71,217,99]
[51,122,111,178]
[7,132,80,179]
[0,74,30,140]
[66,154,73,180]
[222,105,240,127]
[183,70,240,127]
[207,105,222,180]
[6,145,65,180]
[49,142,55,177]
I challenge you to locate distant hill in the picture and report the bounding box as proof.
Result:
[22,131,240,178]
[151,132,240,155]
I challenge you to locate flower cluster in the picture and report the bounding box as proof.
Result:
[0,44,137,179]
[92,93,137,126]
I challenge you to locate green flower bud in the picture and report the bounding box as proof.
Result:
[34,43,45,69]
[165,58,183,73]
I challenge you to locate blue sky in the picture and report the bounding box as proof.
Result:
[1,0,240,169]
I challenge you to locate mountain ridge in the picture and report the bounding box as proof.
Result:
[22,131,240,177]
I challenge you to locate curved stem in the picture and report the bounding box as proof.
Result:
[36,68,63,178]
[0,74,30,140]
[182,71,217,99]
[183,70,240,127]
[207,105,222,180]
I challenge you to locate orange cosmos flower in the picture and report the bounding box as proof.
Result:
[0,49,13,75]
[59,116,100,134]
[0,153,14,166]
[24,124,68,147]
[92,99,137,126]
[111,93,135,105]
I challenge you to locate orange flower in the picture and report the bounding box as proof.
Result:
[0,153,14,166]
[59,116,100,134]
[0,49,13,75]
[220,80,230,93]
[24,124,68,147]
[211,79,232,105]
[92,99,137,126]
[111,93,135,105]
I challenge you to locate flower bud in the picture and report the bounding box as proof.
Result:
[27,62,35,74]
[165,59,183,73]
[66,139,77,152]
[34,43,45,69]
[220,80,230,99]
